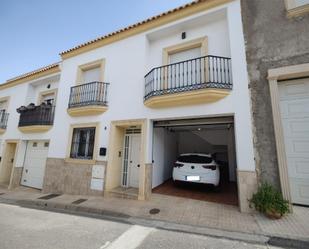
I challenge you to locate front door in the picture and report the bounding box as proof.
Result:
[0,143,16,185]
[122,133,141,188]
[128,135,141,188]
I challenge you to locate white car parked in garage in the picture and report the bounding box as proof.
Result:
[172,153,220,186]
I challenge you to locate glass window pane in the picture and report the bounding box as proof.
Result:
[70,127,96,159]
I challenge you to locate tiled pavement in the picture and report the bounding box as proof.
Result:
[153,179,238,206]
[0,186,308,242]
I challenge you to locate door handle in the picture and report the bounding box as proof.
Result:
[137,164,140,168]
[11,158,14,163]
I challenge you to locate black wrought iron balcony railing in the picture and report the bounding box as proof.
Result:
[144,55,232,100]
[0,112,9,129]
[68,81,109,108]
[17,105,55,127]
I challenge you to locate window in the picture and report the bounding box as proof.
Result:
[177,155,213,164]
[0,109,6,123]
[76,59,105,85]
[82,67,101,84]
[0,98,9,118]
[41,93,55,105]
[285,0,309,16]
[39,90,57,106]
[70,127,96,159]
[169,47,201,64]
[0,101,7,111]
[293,0,309,7]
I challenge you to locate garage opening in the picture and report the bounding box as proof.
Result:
[21,140,49,189]
[151,116,238,206]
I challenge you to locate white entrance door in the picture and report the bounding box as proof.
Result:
[21,141,49,189]
[128,135,141,188]
[279,78,309,205]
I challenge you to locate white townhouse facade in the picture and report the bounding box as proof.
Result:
[0,0,256,212]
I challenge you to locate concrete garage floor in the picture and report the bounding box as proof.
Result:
[153,179,238,206]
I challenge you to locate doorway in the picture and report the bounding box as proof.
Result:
[105,119,148,200]
[0,142,17,186]
[122,129,141,188]
[151,116,238,206]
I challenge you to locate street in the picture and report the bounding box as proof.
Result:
[0,203,282,249]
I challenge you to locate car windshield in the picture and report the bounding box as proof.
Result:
[177,155,212,164]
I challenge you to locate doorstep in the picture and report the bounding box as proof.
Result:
[106,186,138,200]
[0,186,308,245]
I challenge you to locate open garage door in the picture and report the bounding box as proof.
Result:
[154,116,234,128]
[152,116,238,206]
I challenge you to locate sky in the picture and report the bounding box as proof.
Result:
[0,0,192,83]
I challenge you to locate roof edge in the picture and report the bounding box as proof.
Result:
[0,62,60,90]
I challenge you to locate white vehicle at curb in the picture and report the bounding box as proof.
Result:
[172,153,220,186]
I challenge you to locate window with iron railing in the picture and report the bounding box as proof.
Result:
[144,55,232,100]
[68,81,109,108]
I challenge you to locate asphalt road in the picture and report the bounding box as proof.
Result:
[0,203,282,249]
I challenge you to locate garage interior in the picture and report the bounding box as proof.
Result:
[151,117,238,206]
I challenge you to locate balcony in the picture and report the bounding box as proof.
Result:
[0,112,9,134]
[144,55,232,108]
[17,104,55,133]
[67,81,109,116]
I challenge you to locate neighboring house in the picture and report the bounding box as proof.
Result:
[0,63,60,190]
[241,0,309,206]
[0,0,256,212]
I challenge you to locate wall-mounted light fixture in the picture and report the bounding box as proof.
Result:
[181,32,186,39]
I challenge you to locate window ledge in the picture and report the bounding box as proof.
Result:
[287,4,309,18]
[65,158,96,165]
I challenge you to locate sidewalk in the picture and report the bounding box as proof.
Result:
[0,186,308,246]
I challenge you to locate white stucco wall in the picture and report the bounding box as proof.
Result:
[0,0,255,176]
[152,128,178,188]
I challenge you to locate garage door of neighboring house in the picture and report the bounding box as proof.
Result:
[21,141,49,189]
[279,78,309,206]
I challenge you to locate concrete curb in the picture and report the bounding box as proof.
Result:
[1,197,309,248]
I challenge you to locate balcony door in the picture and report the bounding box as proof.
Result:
[79,67,103,104]
[169,47,201,64]
[82,66,101,84]
[168,47,202,89]
[40,92,55,106]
